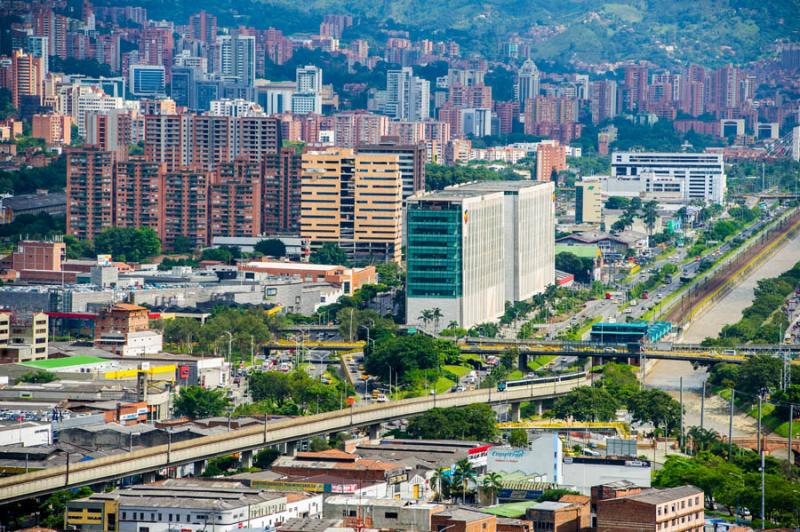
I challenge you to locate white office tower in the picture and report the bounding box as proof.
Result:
[218,34,256,87]
[296,65,323,94]
[610,151,727,204]
[293,65,323,114]
[516,58,540,111]
[459,181,555,303]
[793,126,800,162]
[406,180,555,329]
[386,67,430,121]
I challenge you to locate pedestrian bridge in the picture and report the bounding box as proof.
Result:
[0,375,588,503]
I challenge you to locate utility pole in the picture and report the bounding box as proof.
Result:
[700,378,706,430]
[757,392,763,455]
[728,389,735,461]
[789,404,794,468]
[758,388,765,528]
[679,376,684,452]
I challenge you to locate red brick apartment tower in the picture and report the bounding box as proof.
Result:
[115,157,166,240]
[262,147,303,234]
[164,168,211,250]
[66,146,115,240]
[210,158,262,238]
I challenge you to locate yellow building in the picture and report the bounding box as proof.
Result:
[65,493,118,531]
[301,148,403,263]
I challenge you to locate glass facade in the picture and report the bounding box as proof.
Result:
[406,205,462,298]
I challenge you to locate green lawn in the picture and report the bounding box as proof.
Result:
[434,376,456,394]
[528,355,557,371]
[507,369,526,380]
[443,365,472,378]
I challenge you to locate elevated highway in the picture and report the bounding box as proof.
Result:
[269,338,799,364]
[0,375,587,504]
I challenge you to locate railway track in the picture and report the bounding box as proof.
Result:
[664,209,800,325]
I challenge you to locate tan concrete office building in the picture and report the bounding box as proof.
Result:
[300,148,403,263]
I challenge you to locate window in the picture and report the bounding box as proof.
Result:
[384,512,398,519]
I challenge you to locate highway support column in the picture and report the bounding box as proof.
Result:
[510,402,521,423]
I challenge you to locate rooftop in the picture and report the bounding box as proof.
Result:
[530,501,574,511]
[5,192,66,211]
[241,261,346,272]
[613,485,703,505]
[482,501,540,518]
[20,356,109,369]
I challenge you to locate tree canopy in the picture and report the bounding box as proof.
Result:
[174,386,230,418]
[94,227,161,263]
[255,239,287,257]
[407,404,497,440]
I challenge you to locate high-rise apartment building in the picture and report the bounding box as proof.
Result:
[301,148,403,263]
[516,58,539,112]
[590,80,618,125]
[385,67,430,121]
[144,114,280,171]
[536,142,567,182]
[292,65,323,114]
[66,146,115,241]
[262,147,303,234]
[622,63,649,112]
[209,158,262,238]
[115,157,166,239]
[189,10,218,44]
[10,49,44,110]
[164,168,211,250]
[333,111,389,147]
[356,141,426,201]
[218,34,256,87]
[31,113,71,145]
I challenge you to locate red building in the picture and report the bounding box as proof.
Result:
[210,158,263,238]
[115,157,166,240]
[263,147,303,234]
[164,168,211,250]
[66,146,115,241]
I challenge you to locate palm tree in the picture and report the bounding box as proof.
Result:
[687,426,721,454]
[418,309,434,329]
[481,472,503,505]
[642,200,659,235]
[446,320,459,330]
[452,458,476,503]
[431,467,449,502]
[431,307,443,332]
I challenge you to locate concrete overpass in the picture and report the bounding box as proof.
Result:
[0,375,587,504]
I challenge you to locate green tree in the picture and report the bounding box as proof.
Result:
[40,487,94,528]
[17,370,58,383]
[452,458,476,503]
[407,404,497,440]
[481,471,504,505]
[736,355,782,397]
[310,242,349,265]
[173,386,230,418]
[309,436,331,451]
[254,448,280,469]
[642,200,659,235]
[254,238,287,257]
[627,389,681,435]
[508,428,529,448]
[365,334,457,384]
[431,467,451,502]
[375,261,402,287]
[553,386,618,421]
[162,317,202,353]
[94,227,161,262]
[536,488,580,502]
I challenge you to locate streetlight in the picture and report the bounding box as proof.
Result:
[222,331,233,365]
